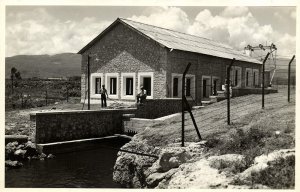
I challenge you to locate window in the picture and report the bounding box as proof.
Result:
[110,78,117,94]
[95,78,101,94]
[235,70,238,86]
[186,78,191,96]
[126,78,133,95]
[143,77,151,96]
[173,77,179,97]
[90,73,103,98]
[105,73,119,99]
[138,72,154,99]
[245,68,253,87]
[121,73,136,100]
[253,69,259,87]
[246,72,249,86]
[171,73,195,99]
[227,66,241,87]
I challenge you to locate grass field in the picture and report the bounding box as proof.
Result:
[5,79,80,111]
[137,88,295,159]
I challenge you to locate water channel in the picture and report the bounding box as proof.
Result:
[5,137,130,188]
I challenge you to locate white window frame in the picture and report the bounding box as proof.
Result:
[105,73,119,99]
[171,73,195,99]
[137,72,154,99]
[252,69,259,87]
[245,68,253,87]
[121,73,136,100]
[226,65,242,88]
[90,73,103,99]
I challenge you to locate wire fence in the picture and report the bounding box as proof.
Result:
[179,55,296,145]
[5,79,81,110]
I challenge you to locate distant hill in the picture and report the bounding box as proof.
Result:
[5,53,81,79]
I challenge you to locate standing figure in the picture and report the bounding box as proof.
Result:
[136,86,147,104]
[100,85,108,108]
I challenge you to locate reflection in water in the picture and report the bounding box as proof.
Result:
[5,137,129,188]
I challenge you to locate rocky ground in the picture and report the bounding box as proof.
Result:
[113,90,295,189]
[5,140,55,169]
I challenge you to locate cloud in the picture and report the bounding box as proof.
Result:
[221,6,249,17]
[6,8,111,56]
[128,7,190,33]
[6,6,296,58]
[128,6,295,57]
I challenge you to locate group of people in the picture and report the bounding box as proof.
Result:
[99,85,147,108]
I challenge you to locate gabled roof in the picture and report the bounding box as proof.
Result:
[78,18,261,64]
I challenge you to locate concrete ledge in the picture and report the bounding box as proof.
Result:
[35,108,137,115]
[5,135,28,145]
[36,136,131,154]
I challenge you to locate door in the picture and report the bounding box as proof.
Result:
[143,77,151,96]
[213,79,217,95]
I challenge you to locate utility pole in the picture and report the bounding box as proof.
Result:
[182,63,191,147]
[288,55,295,102]
[227,58,235,125]
[262,52,270,109]
[87,55,91,110]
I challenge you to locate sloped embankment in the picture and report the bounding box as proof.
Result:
[113,93,295,189]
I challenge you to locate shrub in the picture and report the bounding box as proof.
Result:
[250,155,295,189]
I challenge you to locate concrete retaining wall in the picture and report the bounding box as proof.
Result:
[35,109,135,144]
[136,98,182,119]
[35,99,185,143]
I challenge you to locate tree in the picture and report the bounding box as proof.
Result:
[10,67,22,94]
[11,67,17,94]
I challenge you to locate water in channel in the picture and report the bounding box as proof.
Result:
[5,137,130,188]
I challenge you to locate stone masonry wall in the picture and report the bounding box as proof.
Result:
[80,22,168,102]
[166,50,262,103]
[35,99,186,143]
[35,109,136,143]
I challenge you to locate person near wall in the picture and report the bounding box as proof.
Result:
[136,86,147,104]
[223,80,232,98]
[100,85,109,108]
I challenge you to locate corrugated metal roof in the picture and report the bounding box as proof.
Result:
[120,18,261,64]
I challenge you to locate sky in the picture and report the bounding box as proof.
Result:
[5,6,296,58]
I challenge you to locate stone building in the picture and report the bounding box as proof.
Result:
[78,18,262,104]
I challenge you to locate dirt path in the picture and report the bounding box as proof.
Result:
[139,89,295,147]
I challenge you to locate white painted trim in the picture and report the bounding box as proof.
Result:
[121,73,136,100]
[90,73,103,99]
[105,73,119,99]
[171,73,195,99]
[137,72,154,99]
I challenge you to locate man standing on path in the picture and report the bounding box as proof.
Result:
[100,85,108,108]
